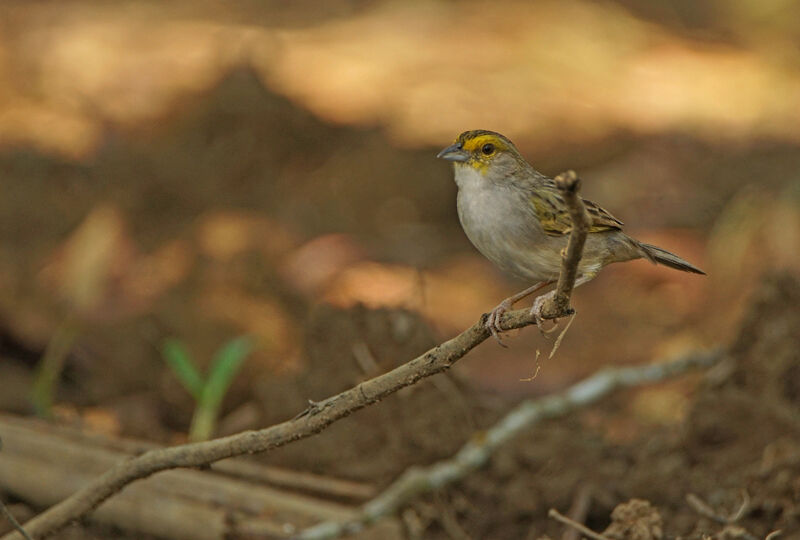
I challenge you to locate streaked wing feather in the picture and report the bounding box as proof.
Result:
[584,198,624,229]
[529,183,623,236]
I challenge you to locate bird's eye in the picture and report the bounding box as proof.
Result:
[481,143,495,155]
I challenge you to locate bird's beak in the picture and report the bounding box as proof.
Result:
[436,143,469,162]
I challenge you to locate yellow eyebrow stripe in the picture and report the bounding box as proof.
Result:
[461,134,510,153]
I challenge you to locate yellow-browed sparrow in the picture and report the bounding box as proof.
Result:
[438,130,704,342]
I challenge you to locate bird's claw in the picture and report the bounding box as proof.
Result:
[530,292,556,334]
[485,300,513,347]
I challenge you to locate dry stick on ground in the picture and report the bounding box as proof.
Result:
[0,500,32,540]
[562,484,595,540]
[1,438,33,540]
[685,492,759,540]
[295,349,722,540]
[0,414,385,540]
[3,171,587,540]
[686,491,750,526]
[548,508,610,540]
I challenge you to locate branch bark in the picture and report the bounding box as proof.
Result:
[539,170,590,320]
[3,171,590,540]
[295,349,722,539]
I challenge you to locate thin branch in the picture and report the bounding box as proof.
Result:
[562,484,594,540]
[0,500,32,540]
[539,170,591,320]
[2,171,590,540]
[686,490,750,526]
[1,294,582,537]
[548,508,610,540]
[686,491,758,540]
[295,349,722,539]
[729,489,751,523]
[685,493,726,524]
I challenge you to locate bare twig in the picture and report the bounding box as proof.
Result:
[0,500,32,540]
[351,342,380,376]
[434,494,470,540]
[686,492,758,540]
[1,173,629,540]
[686,493,725,524]
[519,349,542,382]
[539,170,591,320]
[295,349,721,539]
[5,173,594,540]
[729,489,750,523]
[549,312,576,359]
[562,485,594,540]
[548,508,610,540]
[0,320,489,539]
[686,490,750,525]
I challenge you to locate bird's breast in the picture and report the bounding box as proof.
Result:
[455,171,562,281]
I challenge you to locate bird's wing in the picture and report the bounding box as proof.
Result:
[529,182,623,236]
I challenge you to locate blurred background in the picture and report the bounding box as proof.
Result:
[1,0,800,536]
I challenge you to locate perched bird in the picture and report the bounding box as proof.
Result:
[437,130,704,342]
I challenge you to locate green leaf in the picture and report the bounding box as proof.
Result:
[161,338,204,400]
[31,319,81,418]
[189,336,253,441]
[204,336,252,406]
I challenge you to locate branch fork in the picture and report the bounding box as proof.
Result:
[536,170,590,322]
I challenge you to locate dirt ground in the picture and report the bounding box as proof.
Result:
[2,271,797,540]
[230,273,800,540]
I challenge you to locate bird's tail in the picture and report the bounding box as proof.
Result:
[638,242,705,275]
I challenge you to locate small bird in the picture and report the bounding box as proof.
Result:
[437,130,704,342]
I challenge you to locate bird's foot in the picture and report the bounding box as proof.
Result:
[485,299,514,347]
[530,291,558,333]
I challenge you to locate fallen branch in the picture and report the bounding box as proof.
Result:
[562,484,595,540]
[4,316,542,540]
[0,500,32,540]
[3,170,588,540]
[686,491,758,540]
[295,349,722,539]
[549,508,609,540]
[686,491,749,526]
[0,414,386,540]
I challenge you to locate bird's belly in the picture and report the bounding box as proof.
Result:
[457,186,563,281]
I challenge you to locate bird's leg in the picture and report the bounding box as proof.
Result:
[531,273,595,331]
[486,281,553,346]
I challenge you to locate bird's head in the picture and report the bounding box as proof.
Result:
[436,130,526,175]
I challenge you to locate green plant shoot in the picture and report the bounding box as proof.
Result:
[161,336,253,441]
[31,317,81,418]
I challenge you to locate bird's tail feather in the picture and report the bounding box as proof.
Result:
[638,242,705,275]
